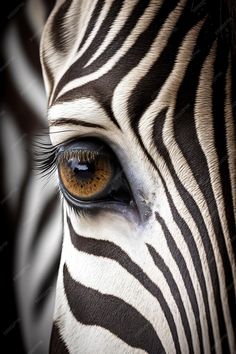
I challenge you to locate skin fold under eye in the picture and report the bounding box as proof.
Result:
[56,139,132,207]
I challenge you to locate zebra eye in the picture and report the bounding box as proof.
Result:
[58,150,112,200]
[57,139,132,206]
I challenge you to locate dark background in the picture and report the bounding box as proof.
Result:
[1,2,27,353]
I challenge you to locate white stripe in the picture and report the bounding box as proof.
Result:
[3,25,47,121]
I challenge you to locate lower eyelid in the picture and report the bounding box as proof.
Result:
[62,191,140,225]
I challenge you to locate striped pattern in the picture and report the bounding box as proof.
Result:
[40,0,235,353]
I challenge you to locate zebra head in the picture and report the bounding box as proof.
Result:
[40,0,236,352]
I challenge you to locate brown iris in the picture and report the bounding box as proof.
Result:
[58,150,113,200]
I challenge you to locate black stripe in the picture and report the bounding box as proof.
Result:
[78,0,105,50]
[49,118,105,130]
[50,323,69,354]
[50,0,73,53]
[67,216,181,354]
[63,263,165,354]
[147,244,194,354]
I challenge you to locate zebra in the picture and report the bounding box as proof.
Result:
[38,0,236,352]
[2,0,235,352]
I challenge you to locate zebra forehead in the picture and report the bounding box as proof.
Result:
[40,0,216,106]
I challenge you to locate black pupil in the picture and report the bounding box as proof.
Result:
[68,159,95,180]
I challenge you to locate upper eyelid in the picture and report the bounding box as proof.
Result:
[35,135,120,182]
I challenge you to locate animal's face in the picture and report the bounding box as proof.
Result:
[41,0,235,352]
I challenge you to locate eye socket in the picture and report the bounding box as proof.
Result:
[57,139,132,207]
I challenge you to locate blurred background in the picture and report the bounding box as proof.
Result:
[0,1,62,353]
[1,3,29,351]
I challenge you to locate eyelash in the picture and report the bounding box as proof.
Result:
[34,126,87,177]
[34,138,102,179]
[34,136,59,178]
